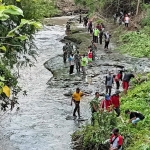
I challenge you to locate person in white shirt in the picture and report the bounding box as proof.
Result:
[124,14,130,27]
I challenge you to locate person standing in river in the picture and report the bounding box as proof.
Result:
[83,15,88,27]
[88,20,93,34]
[81,54,88,75]
[93,27,100,43]
[71,88,84,118]
[105,71,114,96]
[89,41,97,61]
[68,53,74,75]
[99,29,103,45]
[88,48,93,63]
[74,50,81,73]
[104,31,111,50]
[67,42,73,58]
[66,22,71,35]
[62,43,68,63]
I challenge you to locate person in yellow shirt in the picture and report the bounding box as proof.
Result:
[71,88,84,118]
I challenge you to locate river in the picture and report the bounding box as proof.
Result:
[0,17,90,150]
[1,16,150,150]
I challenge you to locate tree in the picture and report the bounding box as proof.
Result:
[0,4,42,111]
[3,0,59,20]
[136,0,141,15]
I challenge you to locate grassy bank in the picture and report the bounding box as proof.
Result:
[119,75,150,149]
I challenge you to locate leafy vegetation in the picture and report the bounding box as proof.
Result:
[0,4,42,111]
[72,76,150,150]
[75,0,142,16]
[117,4,150,58]
[72,111,117,150]
[119,76,150,150]
[119,26,150,57]
[3,0,59,20]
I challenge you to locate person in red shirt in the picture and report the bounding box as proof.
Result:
[88,48,93,63]
[114,70,123,90]
[100,94,112,112]
[110,128,123,150]
[111,90,121,117]
[96,23,102,31]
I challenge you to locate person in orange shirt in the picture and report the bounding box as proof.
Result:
[71,88,84,118]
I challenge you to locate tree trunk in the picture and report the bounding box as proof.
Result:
[136,0,140,15]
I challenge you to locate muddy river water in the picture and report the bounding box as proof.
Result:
[1,16,150,150]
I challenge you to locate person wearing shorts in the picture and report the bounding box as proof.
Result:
[122,73,138,94]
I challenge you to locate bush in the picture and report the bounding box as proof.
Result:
[72,111,117,150]
[119,28,150,57]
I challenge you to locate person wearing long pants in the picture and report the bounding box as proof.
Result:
[69,65,74,74]
[104,40,109,49]
[71,88,84,118]
[99,31,103,44]
[105,71,113,96]
[106,86,112,96]
[104,31,111,49]
[68,54,74,75]
[73,101,80,117]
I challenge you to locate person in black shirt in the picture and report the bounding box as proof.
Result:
[122,73,139,94]
[125,109,145,125]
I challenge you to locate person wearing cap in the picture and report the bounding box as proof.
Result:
[125,109,145,125]
[71,88,84,118]
[100,94,112,112]
[90,92,100,125]
[122,72,139,94]
[105,71,114,96]
[110,128,123,150]
[111,90,121,117]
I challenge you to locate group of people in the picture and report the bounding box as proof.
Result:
[68,14,146,150]
[83,16,111,50]
[63,41,97,75]
[113,11,130,27]
[71,85,145,150]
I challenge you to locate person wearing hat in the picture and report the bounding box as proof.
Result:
[125,109,145,125]
[100,94,112,112]
[111,90,121,117]
[110,128,123,150]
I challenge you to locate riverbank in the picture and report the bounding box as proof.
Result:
[44,16,150,150]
